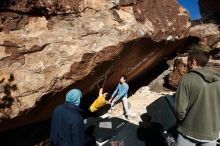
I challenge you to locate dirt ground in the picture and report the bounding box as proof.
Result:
[112,86,174,124]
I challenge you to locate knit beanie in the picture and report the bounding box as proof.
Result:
[65,89,82,106]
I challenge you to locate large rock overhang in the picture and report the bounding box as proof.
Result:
[0,0,190,131]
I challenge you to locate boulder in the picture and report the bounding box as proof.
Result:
[189,23,220,50]
[0,0,190,131]
[199,0,220,24]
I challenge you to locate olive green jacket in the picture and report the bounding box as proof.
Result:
[174,68,220,140]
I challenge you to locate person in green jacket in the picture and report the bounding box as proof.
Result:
[174,49,220,146]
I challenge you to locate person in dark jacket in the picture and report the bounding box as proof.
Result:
[50,89,85,146]
[174,49,220,146]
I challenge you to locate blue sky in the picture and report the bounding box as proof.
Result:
[177,0,201,20]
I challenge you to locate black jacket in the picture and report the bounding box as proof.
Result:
[50,102,85,146]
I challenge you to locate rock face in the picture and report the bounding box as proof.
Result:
[0,0,190,131]
[133,0,190,41]
[191,0,220,57]
[199,0,220,24]
[189,23,220,49]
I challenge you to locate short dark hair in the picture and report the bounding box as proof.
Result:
[105,93,111,101]
[121,75,127,81]
[188,50,209,67]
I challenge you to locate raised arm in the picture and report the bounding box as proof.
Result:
[99,88,103,97]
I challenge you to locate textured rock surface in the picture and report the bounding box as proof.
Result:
[0,0,190,131]
[189,23,220,49]
[133,0,190,41]
[199,0,220,23]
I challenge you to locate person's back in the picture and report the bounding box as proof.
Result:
[175,49,220,146]
[51,103,84,146]
[175,68,220,140]
[50,89,84,146]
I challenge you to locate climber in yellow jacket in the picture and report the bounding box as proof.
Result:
[89,88,111,112]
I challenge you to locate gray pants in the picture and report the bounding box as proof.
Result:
[111,96,130,114]
[177,134,216,146]
[121,96,129,114]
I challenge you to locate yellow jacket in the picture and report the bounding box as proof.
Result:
[89,88,108,112]
[89,95,107,112]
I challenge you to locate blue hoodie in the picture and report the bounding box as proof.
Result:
[50,89,84,146]
[65,89,82,106]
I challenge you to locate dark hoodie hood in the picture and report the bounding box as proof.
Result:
[190,68,220,83]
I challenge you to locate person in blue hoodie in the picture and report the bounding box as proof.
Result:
[110,75,135,117]
[50,89,85,146]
